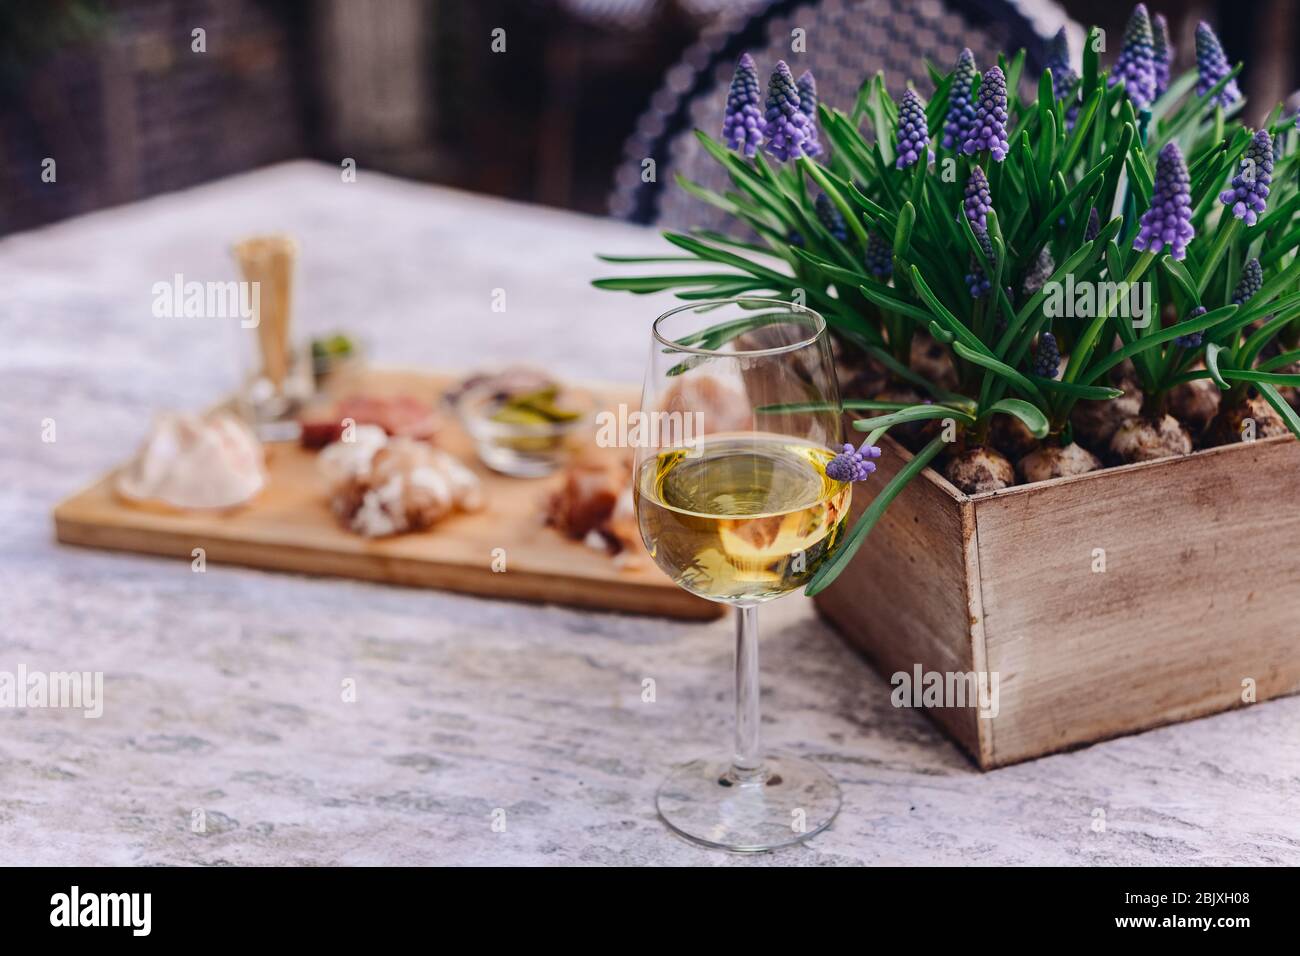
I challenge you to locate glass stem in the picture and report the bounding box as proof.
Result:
[732,604,763,780]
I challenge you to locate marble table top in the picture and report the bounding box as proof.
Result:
[2,161,1297,866]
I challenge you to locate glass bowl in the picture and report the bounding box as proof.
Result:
[454,379,595,478]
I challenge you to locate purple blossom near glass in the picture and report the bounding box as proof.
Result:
[1219,129,1273,225]
[815,193,848,242]
[895,88,932,169]
[1152,13,1174,98]
[763,60,811,161]
[722,54,764,157]
[943,48,979,150]
[1175,306,1208,348]
[1108,3,1157,110]
[963,166,992,230]
[797,70,823,157]
[865,231,893,278]
[1195,21,1240,108]
[1033,332,1061,378]
[1132,142,1194,260]
[962,67,1009,161]
[1233,258,1263,305]
[966,227,995,297]
[825,440,882,482]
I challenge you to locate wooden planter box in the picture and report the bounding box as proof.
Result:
[814,432,1300,769]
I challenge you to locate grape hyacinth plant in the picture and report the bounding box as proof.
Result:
[1174,307,1208,349]
[763,60,811,161]
[722,53,764,157]
[942,48,979,150]
[1232,258,1263,305]
[825,439,882,482]
[1045,28,1079,128]
[1023,248,1055,297]
[1151,12,1173,98]
[1084,207,1101,242]
[1133,142,1194,259]
[1108,3,1157,109]
[1046,28,1076,101]
[865,231,893,279]
[963,66,1009,160]
[1033,332,1061,378]
[595,3,1300,594]
[895,88,932,169]
[797,70,823,158]
[965,227,995,298]
[963,166,993,230]
[1195,21,1241,109]
[1219,129,1273,225]
[816,192,848,242]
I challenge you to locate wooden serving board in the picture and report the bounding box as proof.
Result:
[53,368,724,620]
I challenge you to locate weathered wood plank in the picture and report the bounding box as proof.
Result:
[815,435,983,759]
[974,434,1300,766]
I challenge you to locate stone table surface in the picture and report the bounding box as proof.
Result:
[2,161,1297,866]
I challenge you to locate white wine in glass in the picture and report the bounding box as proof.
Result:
[634,297,853,851]
[636,434,849,603]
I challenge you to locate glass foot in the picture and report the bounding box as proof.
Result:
[656,754,841,852]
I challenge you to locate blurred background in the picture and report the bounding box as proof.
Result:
[2,0,1297,236]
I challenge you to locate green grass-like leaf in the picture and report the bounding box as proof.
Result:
[982,398,1048,437]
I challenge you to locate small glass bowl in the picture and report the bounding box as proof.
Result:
[454,381,594,478]
[310,335,367,389]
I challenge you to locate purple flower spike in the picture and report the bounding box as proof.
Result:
[796,70,823,157]
[1152,13,1174,98]
[1219,128,1273,225]
[865,231,893,278]
[723,54,764,157]
[1084,206,1101,242]
[962,66,1009,161]
[825,439,882,483]
[1046,28,1076,96]
[1175,306,1208,349]
[965,227,995,298]
[942,49,979,150]
[1046,28,1079,127]
[1195,22,1241,108]
[1108,4,1157,110]
[1232,258,1263,305]
[1132,142,1194,260]
[763,60,810,162]
[1023,248,1055,297]
[815,193,848,242]
[1033,332,1061,378]
[963,166,992,230]
[895,88,933,169]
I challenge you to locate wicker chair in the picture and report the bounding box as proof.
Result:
[609,0,1081,230]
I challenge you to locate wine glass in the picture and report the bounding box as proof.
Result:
[633,297,850,851]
